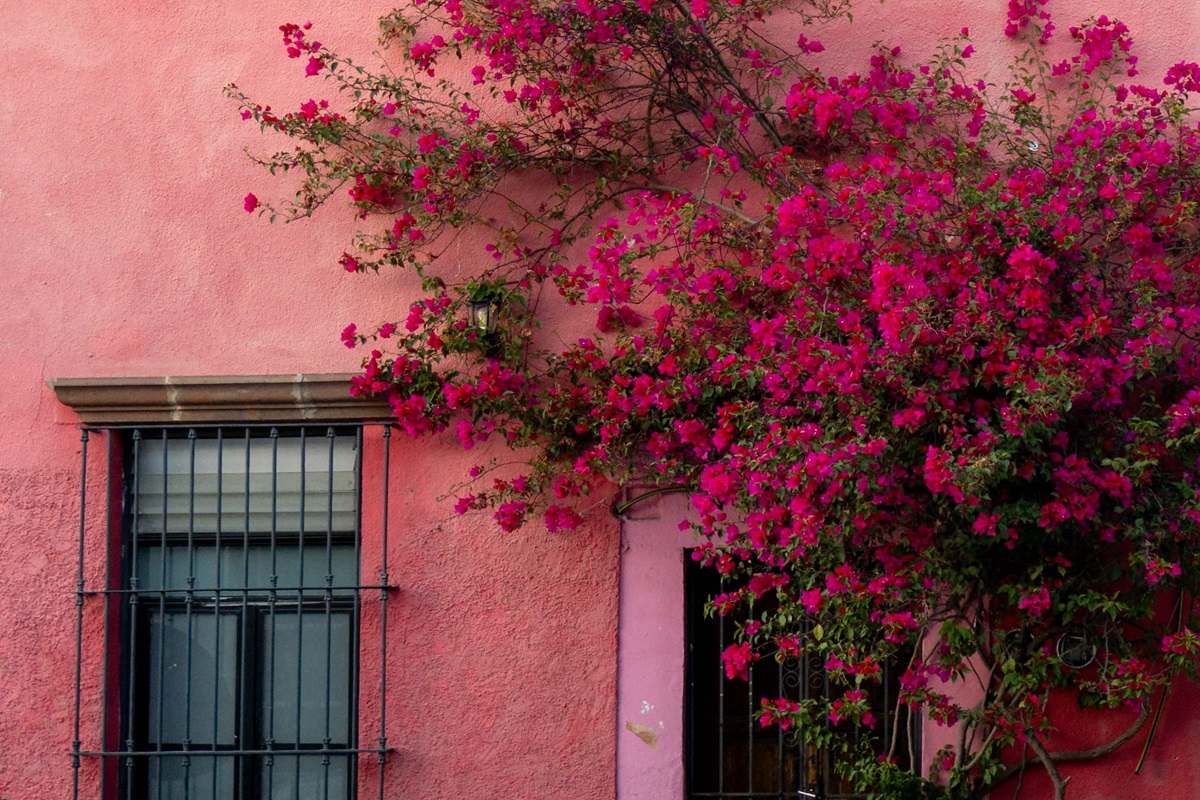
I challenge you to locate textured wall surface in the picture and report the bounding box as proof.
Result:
[0,2,618,798]
[5,1,1200,799]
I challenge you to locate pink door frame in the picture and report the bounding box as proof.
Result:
[616,491,696,799]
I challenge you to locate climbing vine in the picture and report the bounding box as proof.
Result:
[231,0,1200,795]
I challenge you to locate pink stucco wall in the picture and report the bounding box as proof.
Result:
[7,1,1200,799]
[986,682,1200,800]
[0,2,618,798]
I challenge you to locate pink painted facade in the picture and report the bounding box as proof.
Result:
[3,2,1200,799]
[0,3,620,798]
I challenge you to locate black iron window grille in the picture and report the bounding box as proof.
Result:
[71,424,395,800]
[685,558,916,800]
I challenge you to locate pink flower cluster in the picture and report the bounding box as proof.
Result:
[238,1,1200,787]
[280,21,324,75]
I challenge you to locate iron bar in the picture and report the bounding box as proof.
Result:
[777,653,784,794]
[821,666,832,796]
[241,427,252,800]
[322,429,336,800]
[747,594,754,797]
[124,430,144,798]
[101,432,114,798]
[211,430,224,800]
[717,574,725,797]
[266,427,280,800]
[294,427,306,800]
[883,656,891,758]
[800,620,810,794]
[84,584,391,597]
[376,426,390,800]
[184,428,197,800]
[71,429,89,800]
[689,793,822,798]
[77,747,390,758]
[156,429,169,800]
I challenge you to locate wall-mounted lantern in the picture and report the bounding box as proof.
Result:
[468,297,500,335]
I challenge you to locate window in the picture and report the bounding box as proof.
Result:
[59,378,397,800]
[123,428,358,800]
[684,559,915,799]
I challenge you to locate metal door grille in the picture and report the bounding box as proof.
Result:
[70,424,396,800]
[685,558,915,799]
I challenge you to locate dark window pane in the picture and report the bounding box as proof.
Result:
[147,755,236,800]
[147,612,239,745]
[260,755,350,800]
[260,613,353,743]
[263,546,357,594]
[137,545,357,594]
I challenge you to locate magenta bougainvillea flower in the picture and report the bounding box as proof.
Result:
[232,0,1200,794]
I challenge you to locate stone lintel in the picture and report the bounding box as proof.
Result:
[48,374,393,424]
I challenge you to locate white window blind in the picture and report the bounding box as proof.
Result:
[134,435,358,535]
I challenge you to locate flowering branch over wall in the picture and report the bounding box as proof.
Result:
[231,1,1200,795]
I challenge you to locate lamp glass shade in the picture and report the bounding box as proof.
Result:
[469,300,498,334]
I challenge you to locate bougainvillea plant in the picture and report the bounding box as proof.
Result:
[230,0,1200,795]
